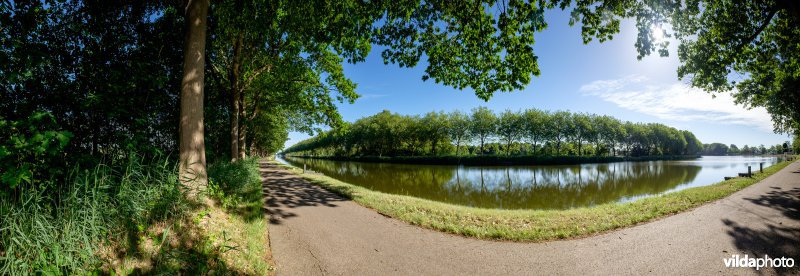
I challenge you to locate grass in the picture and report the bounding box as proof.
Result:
[206,158,273,274]
[0,155,273,275]
[276,159,795,242]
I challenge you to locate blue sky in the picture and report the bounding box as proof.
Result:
[285,9,792,149]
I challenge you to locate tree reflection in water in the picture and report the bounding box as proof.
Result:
[282,156,777,210]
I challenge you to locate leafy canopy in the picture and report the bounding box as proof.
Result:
[552,0,800,134]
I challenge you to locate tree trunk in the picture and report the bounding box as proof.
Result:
[230,90,240,161]
[229,34,243,161]
[238,93,247,159]
[480,136,485,154]
[179,0,209,197]
[556,140,561,155]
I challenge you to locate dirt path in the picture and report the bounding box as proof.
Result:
[262,161,800,275]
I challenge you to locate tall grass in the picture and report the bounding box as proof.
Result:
[207,158,263,220]
[0,155,187,275]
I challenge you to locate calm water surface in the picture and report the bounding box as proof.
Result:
[280,156,779,210]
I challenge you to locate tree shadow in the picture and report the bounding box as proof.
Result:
[260,163,348,225]
[746,187,800,220]
[102,200,248,275]
[721,186,800,274]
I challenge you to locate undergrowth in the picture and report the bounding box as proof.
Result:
[0,155,272,275]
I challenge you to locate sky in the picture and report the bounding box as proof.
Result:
[284,9,792,150]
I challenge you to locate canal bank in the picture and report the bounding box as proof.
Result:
[274,158,793,241]
[282,156,782,210]
[264,159,799,275]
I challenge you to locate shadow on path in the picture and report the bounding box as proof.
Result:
[260,163,348,225]
[722,186,800,274]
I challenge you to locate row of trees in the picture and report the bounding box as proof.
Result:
[701,143,791,156]
[283,108,704,157]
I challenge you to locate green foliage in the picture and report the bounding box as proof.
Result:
[283,108,701,158]
[1,2,184,157]
[497,110,524,155]
[0,154,187,275]
[375,0,547,100]
[0,112,71,191]
[447,111,471,155]
[702,143,730,156]
[207,158,263,219]
[470,107,498,154]
[550,0,800,134]
[682,130,704,155]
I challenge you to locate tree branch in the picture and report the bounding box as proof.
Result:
[239,63,272,94]
[739,8,777,49]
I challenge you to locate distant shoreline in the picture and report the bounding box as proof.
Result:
[281,154,703,166]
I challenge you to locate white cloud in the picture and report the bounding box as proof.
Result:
[580,75,775,132]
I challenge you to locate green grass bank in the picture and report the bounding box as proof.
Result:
[276,159,794,242]
[284,154,702,166]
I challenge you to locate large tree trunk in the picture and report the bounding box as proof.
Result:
[179,0,209,197]
[229,34,243,161]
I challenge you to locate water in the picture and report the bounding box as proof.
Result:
[280,156,780,210]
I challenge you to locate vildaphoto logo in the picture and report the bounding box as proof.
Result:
[723,254,795,270]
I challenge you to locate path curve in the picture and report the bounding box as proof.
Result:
[263,161,800,275]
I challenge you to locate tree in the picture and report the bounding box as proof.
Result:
[376,1,547,100]
[1,2,184,158]
[421,112,450,155]
[556,0,800,134]
[179,0,210,194]
[470,107,497,154]
[729,144,740,155]
[548,111,572,155]
[570,113,594,156]
[447,111,471,155]
[595,115,625,156]
[208,0,364,161]
[178,0,584,186]
[522,109,548,155]
[682,130,703,155]
[497,110,524,155]
[703,143,729,156]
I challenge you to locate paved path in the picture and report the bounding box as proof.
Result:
[262,161,800,275]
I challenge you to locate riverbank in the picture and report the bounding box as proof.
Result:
[264,160,800,275]
[275,158,794,241]
[283,154,702,166]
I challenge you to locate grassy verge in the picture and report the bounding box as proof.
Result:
[276,159,794,242]
[0,155,273,275]
[286,154,701,166]
[206,158,273,275]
